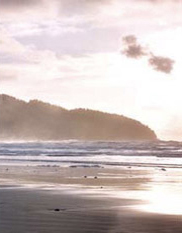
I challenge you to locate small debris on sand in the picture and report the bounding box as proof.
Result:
[54,208,66,212]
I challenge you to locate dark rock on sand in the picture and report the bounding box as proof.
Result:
[54,208,66,212]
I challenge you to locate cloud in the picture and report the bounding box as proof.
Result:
[147,0,182,2]
[0,0,111,17]
[148,55,174,74]
[0,67,18,82]
[58,0,112,15]
[0,0,55,22]
[1,0,182,35]
[0,26,60,66]
[122,35,137,45]
[0,74,17,82]
[0,27,27,54]
[122,35,147,58]
[0,0,116,26]
[121,35,175,74]
[122,44,146,59]
[0,0,42,8]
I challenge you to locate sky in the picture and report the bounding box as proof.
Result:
[1,0,182,140]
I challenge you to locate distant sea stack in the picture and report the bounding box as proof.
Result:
[0,94,157,141]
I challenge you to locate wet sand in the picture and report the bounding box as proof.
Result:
[0,165,182,233]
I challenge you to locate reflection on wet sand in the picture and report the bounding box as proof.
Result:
[138,185,182,215]
[0,165,182,233]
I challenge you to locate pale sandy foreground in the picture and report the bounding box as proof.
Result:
[0,165,182,233]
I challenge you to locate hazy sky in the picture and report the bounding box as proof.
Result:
[1,0,182,140]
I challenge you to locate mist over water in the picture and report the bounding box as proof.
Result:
[0,140,182,168]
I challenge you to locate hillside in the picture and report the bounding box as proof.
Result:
[0,94,157,141]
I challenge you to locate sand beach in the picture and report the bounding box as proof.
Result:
[0,164,182,233]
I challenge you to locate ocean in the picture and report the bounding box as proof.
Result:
[0,140,182,168]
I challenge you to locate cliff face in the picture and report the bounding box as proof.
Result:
[0,94,157,141]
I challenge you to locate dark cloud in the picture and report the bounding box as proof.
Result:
[121,35,175,74]
[148,55,174,74]
[122,44,146,59]
[122,35,146,58]
[0,0,41,8]
[123,35,137,45]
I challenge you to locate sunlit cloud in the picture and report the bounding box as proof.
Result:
[0,27,27,54]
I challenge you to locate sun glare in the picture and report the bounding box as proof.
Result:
[138,185,182,215]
